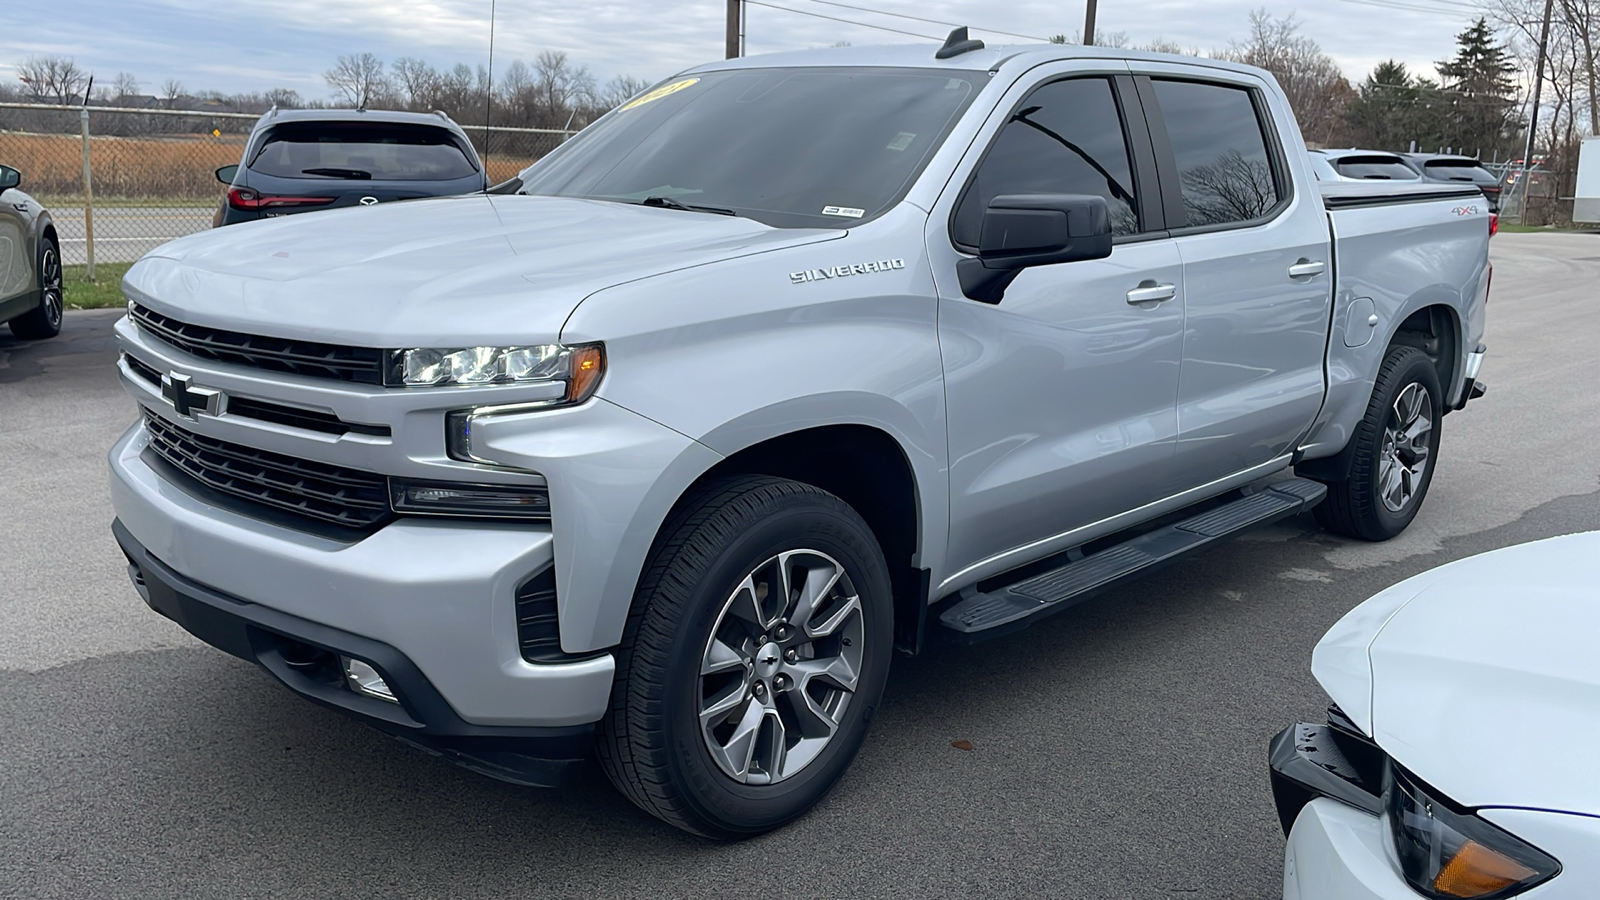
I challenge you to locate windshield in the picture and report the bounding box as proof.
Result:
[518,66,990,228]
[250,122,480,181]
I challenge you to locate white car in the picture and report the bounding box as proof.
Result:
[1271,532,1600,899]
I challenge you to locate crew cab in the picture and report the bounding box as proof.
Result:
[108,32,1492,838]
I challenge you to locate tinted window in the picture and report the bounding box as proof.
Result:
[1423,161,1501,186]
[1152,80,1280,227]
[520,67,987,229]
[1333,156,1419,180]
[953,78,1139,245]
[251,122,479,181]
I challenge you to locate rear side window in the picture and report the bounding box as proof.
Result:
[1424,161,1501,186]
[1151,80,1281,228]
[953,77,1141,245]
[1333,156,1418,180]
[250,122,479,181]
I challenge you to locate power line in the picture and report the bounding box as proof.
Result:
[1334,0,1484,15]
[743,0,945,40]
[788,0,1051,42]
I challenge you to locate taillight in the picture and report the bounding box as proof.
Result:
[227,187,337,211]
[1489,214,1498,237]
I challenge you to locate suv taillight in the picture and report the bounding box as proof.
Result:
[227,187,337,211]
[1489,214,1499,237]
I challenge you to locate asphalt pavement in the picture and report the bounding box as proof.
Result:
[1,233,1597,899]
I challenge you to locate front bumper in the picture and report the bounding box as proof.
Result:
[116,520,592,785]
[108,420,615,730]
[1284,799,1420,900]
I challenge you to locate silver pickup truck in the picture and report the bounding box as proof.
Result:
[108,33,1491,837]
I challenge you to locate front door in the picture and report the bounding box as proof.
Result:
[929,73,1186,580]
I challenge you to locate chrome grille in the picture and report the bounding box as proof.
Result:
[141,410,392,530]
[130,302,385,385]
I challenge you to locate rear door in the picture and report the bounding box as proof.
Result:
[0,187,30,306]
[1132,68,1332,487]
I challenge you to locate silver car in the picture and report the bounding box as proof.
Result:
[1308,149,1423,183]
[0,165,63,340]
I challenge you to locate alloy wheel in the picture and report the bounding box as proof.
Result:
[1378,382,1432,513]
[41,246,63,329]
[698,549,865,785]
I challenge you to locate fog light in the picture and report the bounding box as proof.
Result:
[342,657,398,703]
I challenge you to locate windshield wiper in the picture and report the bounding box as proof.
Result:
[638,195,737,216]
[301,167,373,180]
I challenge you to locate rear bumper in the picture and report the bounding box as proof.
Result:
[115,519,594,786]
[1454,343,1488,410]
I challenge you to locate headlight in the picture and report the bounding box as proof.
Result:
[389,478,551,518]
[1383,762,1560,899]
[388,342,605,397]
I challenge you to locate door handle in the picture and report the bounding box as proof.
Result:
[1126,281,1177,305]
[1288,259,1326,278]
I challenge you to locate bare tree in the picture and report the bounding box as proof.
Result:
[1222,10,1354,145]
[601,75,651,110]
[325,52,393,108]
[392,57,440,109]
[265,88,303,108]
[161,78,184,109]
[17,56,89,104]
[111,72,141,101]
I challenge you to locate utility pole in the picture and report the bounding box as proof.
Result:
[1519,0,1555,223]
[726,0,743,59]
[1084,0,1098,46]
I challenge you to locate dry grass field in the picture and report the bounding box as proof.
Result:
[2,130,544,201]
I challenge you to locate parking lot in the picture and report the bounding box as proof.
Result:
[1,232,1596,899]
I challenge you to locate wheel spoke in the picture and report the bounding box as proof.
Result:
[700,679,749,726]
[701,636,748,676]
[726,573,771,632]
[786,680,844,739]
[755,712,788,782]
[789,653,860,694]
[1383,465,1406,507]
[788,559,843,634]
[804,593,860,640]
[715,696,768,781]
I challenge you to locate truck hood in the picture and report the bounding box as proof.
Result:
[1313,532,1600,815]
[124,194,842,347]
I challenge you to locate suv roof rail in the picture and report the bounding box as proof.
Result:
[433,109,454,122]
[936,26,985,59]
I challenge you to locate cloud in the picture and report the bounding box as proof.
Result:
[3,0,1482,98]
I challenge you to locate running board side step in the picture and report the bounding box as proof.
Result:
[938,478,1327,641]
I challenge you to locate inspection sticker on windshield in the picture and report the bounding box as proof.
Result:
[822,205,865,218]
[619,78,699,111]
[886,132,916,151]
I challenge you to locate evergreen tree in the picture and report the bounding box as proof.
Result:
[1343,61,1450,152]
[1435,17,1519,157]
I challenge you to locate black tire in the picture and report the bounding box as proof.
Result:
[1313,345,1443,541]
[597,476,893,838]
[9,236,63,340]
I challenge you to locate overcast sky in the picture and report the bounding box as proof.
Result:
[2,0,1490,99]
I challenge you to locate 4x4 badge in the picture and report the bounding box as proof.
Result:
[160,372,225,419]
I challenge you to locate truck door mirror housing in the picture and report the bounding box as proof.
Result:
[957,193,1114,304]
[215,164,240,185]
[0,166,20,192]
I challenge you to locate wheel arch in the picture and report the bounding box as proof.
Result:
[646,422,932,656]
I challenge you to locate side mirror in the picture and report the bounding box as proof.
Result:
[0,165,20,193]
[957,193,1114,304]
[215,164,240,185]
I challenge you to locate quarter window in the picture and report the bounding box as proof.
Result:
[1151,80,1281,228]
[953,77,1141,245]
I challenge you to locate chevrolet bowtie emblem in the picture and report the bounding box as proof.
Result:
[161,372,225,420]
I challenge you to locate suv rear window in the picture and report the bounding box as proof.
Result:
[250,122,479,181]
[1423,160,1501,186]
[1332,156,1418,180]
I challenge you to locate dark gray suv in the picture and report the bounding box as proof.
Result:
[212,109,488,227]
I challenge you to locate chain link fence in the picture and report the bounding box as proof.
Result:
[0,102,569,268]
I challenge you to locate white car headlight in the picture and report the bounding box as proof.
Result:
[1384,762,1560,898]
[388,343,604,394]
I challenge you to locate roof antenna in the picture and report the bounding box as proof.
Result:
[936,26,985,60]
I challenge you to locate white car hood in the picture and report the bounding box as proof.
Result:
[123,194,841,347]
[1313,532,1600,815]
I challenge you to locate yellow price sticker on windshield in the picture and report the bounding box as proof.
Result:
[619,78,699,111]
